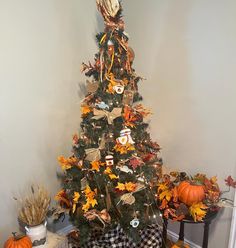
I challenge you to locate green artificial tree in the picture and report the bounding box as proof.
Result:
[55,0,162,244]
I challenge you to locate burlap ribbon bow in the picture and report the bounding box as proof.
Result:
[92,108,122,125]
[85,134,106,161]
[84,209,111,227]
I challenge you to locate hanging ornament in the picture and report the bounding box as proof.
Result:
[120,193,135,205]
[122,90,134,105]
[105,155,114,166]
[117,165,133,174]
[95,101,109,110]
[117,128,135,145]
[130,218,140,228]
[107,40,115,56]
[113,84,124,94]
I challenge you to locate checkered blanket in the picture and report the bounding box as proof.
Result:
[69,224,162,248]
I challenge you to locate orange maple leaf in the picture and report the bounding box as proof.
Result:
[81,105,92,116]
[172,187,178,202]
[58,156,77,170]
[160,199,168,209]
[91,161,101,172]
[125,182,136,192]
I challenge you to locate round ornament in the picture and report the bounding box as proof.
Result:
[113,84,124,94]
[130,218,140,228]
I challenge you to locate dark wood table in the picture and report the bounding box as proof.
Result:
[162,210,218,248]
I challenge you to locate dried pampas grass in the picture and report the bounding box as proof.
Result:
[15,185,50,226]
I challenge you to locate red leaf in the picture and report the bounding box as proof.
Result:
[225,176,236,188]
[129,157,143,169]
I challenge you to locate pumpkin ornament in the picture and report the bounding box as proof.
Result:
[4,232,32,248]
[178,181,205,206]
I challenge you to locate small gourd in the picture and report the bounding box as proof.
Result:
[4,232,32,248]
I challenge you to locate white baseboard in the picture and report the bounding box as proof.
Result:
[167,229,201,248]
[57,224,200,248]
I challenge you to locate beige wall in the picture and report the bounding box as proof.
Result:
[0,0,97,245]
[0,0,236,247]
[123,0,236,247]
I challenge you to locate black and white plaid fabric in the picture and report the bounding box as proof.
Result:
[77,224,162,248]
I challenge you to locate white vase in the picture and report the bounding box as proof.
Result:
[25,221,47,247]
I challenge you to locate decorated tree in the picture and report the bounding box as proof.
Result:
[55,0,162,244]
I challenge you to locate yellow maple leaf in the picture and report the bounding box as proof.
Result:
[189,202,208,222]
[109,173,119,180]
[157,183,169,193]
[91,161,100,172]
[82,201,90,212]
[210,176,218,184]
[159,190,172,202]
[104,167,112,175]
[81,105,92,116]
[72,192,80,213]
[125,182,137,192]
[116,182,126,191]
[114,143,135,154]
[84,185,92,195]
[73,192,80,203]
[89,198,98,207]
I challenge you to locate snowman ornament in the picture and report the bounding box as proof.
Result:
[117,128,135,145]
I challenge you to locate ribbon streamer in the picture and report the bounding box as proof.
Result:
[107,50,115,74]
[92,108,122,125]
[100,49,104,82]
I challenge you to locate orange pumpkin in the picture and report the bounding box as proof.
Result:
[178,181,205,206]
[4,233,32,248]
